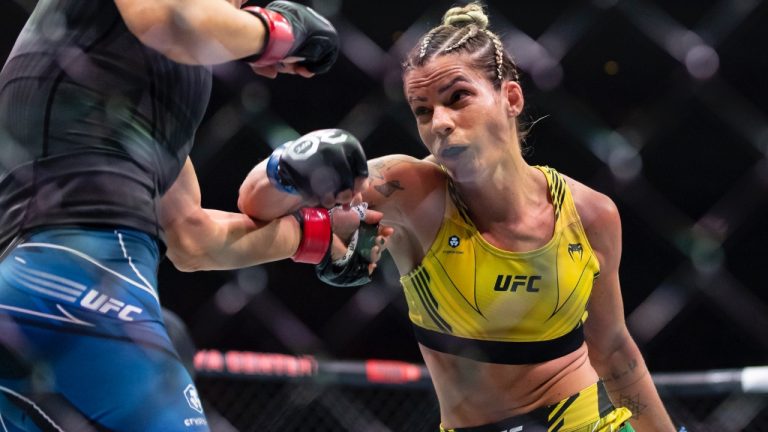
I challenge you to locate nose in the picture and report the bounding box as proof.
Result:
[431,106,454,138]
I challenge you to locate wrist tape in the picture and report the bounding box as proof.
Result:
[242,6,294,66]
[292,207,331,264]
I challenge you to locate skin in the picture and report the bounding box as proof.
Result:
[159,158,385,272]
[114,0,314,77]
[112,0,378,270]
[239,52,676,429]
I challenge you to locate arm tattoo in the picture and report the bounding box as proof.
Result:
[371,159,407,179]
[370,158,416,197]
[602,358,639,385]
[618,393,647,419]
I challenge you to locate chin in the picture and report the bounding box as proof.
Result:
[445,164,482,184]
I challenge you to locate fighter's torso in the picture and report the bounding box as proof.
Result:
[400,166,599,364]
[0,0,212,248]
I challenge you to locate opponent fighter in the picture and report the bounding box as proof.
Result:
[239,3,677,431]
[0,0,381,430]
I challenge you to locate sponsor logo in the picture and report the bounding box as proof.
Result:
[184,417,208,427]
[184,384,204,414]
[287,129,348,160]
[568,243,583,261]
[80,290,142,321]
[493,275,542,292]
[448,235,460,248]
[499,427,523,432]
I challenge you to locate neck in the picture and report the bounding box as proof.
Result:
[455,156,544,226]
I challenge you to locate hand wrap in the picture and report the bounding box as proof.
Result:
[316,221,379,287]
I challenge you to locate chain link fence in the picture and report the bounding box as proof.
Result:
[192,350,768,432]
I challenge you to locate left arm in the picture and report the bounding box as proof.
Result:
[575,183,675,431]
[159,157,301,271]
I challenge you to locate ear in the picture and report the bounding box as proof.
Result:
[502,80,524,117]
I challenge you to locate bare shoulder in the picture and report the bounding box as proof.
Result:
[365,155,447,240]
[369,154,443,181]
[563,176,618,226]
[561,174,622,254]
[367,155,445,204]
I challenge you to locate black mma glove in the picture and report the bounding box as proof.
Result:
[267,129,368,202]
[243,1,339,74]
[316,221,379,287]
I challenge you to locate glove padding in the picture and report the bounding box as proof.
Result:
[316,222,379,287]
[267,129,368,201]
[244,1,339,74]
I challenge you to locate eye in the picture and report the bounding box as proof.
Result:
[449,90,470,104]
[413,106,432,117]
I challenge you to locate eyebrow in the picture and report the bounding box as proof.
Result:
[438,76,469,94]
[408,76,470,104]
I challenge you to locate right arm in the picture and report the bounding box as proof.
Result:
[114,0,267,65]
[114,0,339,76]
[160,157,302,271]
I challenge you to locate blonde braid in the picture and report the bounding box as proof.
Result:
[419,26,442,59]
[444,25,479,53]
[483,29,505,82]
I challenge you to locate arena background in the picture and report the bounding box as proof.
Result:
[2,0,768,430]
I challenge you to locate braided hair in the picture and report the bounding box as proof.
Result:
[404,2,519,89]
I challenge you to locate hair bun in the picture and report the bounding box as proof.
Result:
[442,3,489,29]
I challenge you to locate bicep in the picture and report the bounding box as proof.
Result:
[579,192,630,360]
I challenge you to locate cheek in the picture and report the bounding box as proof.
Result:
[417,124,435,149]
[479,106,507,139]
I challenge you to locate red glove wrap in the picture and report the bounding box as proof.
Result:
[243,6,295,66]
[292,207,331,264]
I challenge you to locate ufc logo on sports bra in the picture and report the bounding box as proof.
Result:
[493,274,542,292]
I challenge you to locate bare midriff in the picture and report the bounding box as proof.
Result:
[421,342,599,429]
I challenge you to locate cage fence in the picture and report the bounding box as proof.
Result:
[193,350,768,432]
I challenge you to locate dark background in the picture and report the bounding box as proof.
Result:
[2,0,767,375]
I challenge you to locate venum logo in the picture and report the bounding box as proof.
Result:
[568,243,583,261]
[80,290,142,321]
[493,275,542,292]
[184,384,204,414]
[448,235,460,248]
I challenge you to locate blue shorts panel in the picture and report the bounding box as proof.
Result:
[0,227,209,431]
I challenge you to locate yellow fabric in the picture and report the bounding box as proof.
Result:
[592,407,633,432]
[439,383,633,432]
[401,166,599,343]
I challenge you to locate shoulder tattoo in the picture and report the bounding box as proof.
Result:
[370,158,416,197]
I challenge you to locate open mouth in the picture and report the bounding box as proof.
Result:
[440,146,468,159]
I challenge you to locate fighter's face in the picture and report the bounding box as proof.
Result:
[404,55,516,183]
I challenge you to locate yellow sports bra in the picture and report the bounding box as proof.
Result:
[400,166,599,364]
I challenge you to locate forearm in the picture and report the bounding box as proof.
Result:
[238,159,304,221]
[594,339,675,431]
[165,208,300,271]
[116,0,266,65]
